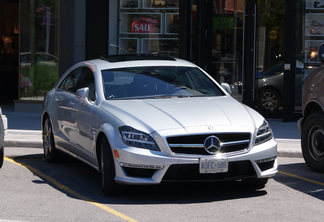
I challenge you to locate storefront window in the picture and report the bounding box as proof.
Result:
[117,0,179,55]
[255,0,285,111]
[19,0,59,100]
[211,0,245,102]
[297,0,324,110]
[304,0,324,70]
[0,0,19,103]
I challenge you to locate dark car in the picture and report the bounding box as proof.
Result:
[0,107,4,168]
[257,60,304,110]
[298,43,324,172]
[257,68,284,110]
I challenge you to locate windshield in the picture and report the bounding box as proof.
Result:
[101,66,224,100]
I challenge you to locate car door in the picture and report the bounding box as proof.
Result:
[56,67,96,163]
[55,68,83,154]
[72,67,97,164]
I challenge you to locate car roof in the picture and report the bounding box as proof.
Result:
[100,54,176,62]
[83,54,198,70]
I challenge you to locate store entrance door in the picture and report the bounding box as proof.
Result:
[254,0,286,115]
[209,0,286,117]
[210,0,245,102]
[188,0,286,116]
[188,0,246,101]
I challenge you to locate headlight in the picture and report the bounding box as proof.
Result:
[254,120,273,145]
[119,126,160,151]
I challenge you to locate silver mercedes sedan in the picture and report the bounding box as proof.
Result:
[42,54,277,195]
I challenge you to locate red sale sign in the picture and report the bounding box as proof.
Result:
[131,16,159,33]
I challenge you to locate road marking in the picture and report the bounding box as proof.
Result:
[279,170,324,186]
[4,157,138,222]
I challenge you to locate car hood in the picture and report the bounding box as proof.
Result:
[100,96,263,133]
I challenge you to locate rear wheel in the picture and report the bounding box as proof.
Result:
[258,89,281,110]
[301,112,324,172]
[100,136,123,195]
[43,118,61,162]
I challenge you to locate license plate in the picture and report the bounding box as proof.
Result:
[199,157,228,174]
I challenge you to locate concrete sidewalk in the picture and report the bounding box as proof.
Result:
[1,105,302,158]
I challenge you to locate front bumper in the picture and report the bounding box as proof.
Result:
[112,138,278,185]
[297,117,304,134]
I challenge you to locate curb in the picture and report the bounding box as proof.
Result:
[4,141,43,148]
[4,130,42,148]
[277,150,303,158]
[276,138,302,158]
[3,141,302,158]
[3,131,303,158]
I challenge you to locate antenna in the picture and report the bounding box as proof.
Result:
[109,44,130,54]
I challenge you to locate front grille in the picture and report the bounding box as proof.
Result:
[162,161,256,181]
[167,133,251,155]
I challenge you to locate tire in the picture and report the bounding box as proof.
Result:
[242,178,268,190]
[258,89,281,110]
[0,147,3,168]
[43,118,61,163]
[301,112,324,172]
[100,136,123,195]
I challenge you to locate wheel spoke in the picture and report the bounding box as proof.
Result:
[42,118,59,162]
[259,90,280,110]
[44,120,51,155]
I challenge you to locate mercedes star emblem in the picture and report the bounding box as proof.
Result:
[204,136,221,154]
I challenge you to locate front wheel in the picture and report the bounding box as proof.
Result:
[100,137,123,195]
[301,112,324,172]
[43,118,61,163]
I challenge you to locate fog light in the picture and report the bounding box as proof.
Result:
[255,156,276,164]
[120,162,164,170]
[256,156,276,171]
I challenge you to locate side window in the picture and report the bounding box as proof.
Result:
[58,67,95,101]
[76,67,96,101]
[59,68,82,93]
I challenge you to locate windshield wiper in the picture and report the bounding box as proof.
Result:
[154,94,192,99]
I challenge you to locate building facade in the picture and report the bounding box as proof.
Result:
[0,0,321,121]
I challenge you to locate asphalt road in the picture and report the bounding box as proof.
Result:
[1,147,324,222]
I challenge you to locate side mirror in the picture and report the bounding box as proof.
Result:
[76,87,90,105]
[319,43,324,64]
[221,83,232,94]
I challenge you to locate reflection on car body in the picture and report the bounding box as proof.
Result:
[42,54,277,195]
[20,52,57,68]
